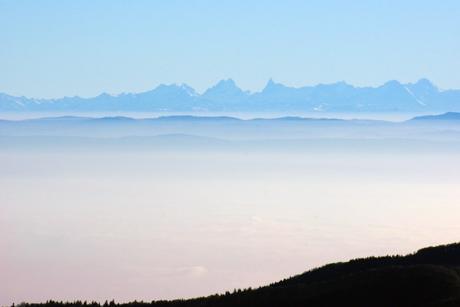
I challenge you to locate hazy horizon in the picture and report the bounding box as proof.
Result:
[0,111,442,121]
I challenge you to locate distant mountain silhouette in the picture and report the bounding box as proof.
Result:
[14,242,460,307]
[2,79,460,112]
[201,79,250,109]
[412,112,460,121]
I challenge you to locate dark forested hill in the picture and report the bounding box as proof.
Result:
[15,243,460,307]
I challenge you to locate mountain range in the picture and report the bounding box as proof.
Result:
[1,79,460,112]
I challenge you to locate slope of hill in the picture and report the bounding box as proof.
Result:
[412,112,460,121]
[2,79,460,112]
[14,243,460,307]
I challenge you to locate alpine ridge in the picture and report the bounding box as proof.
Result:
[1,79,460,112]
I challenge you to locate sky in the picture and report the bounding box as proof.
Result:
[1,0,459,98]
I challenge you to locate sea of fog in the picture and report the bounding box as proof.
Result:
[1,115,460,305]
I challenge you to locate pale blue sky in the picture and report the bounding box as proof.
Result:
[1,0,459,98]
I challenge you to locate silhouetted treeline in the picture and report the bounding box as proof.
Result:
[13,243,460,307]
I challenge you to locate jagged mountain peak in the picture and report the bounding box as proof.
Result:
[263,78,288,92]
[202,79,248,101]
[206,79,241,92]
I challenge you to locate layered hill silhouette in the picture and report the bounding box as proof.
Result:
[2,79,460,112]
[15,242,460,307]
[2,113,460,152]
